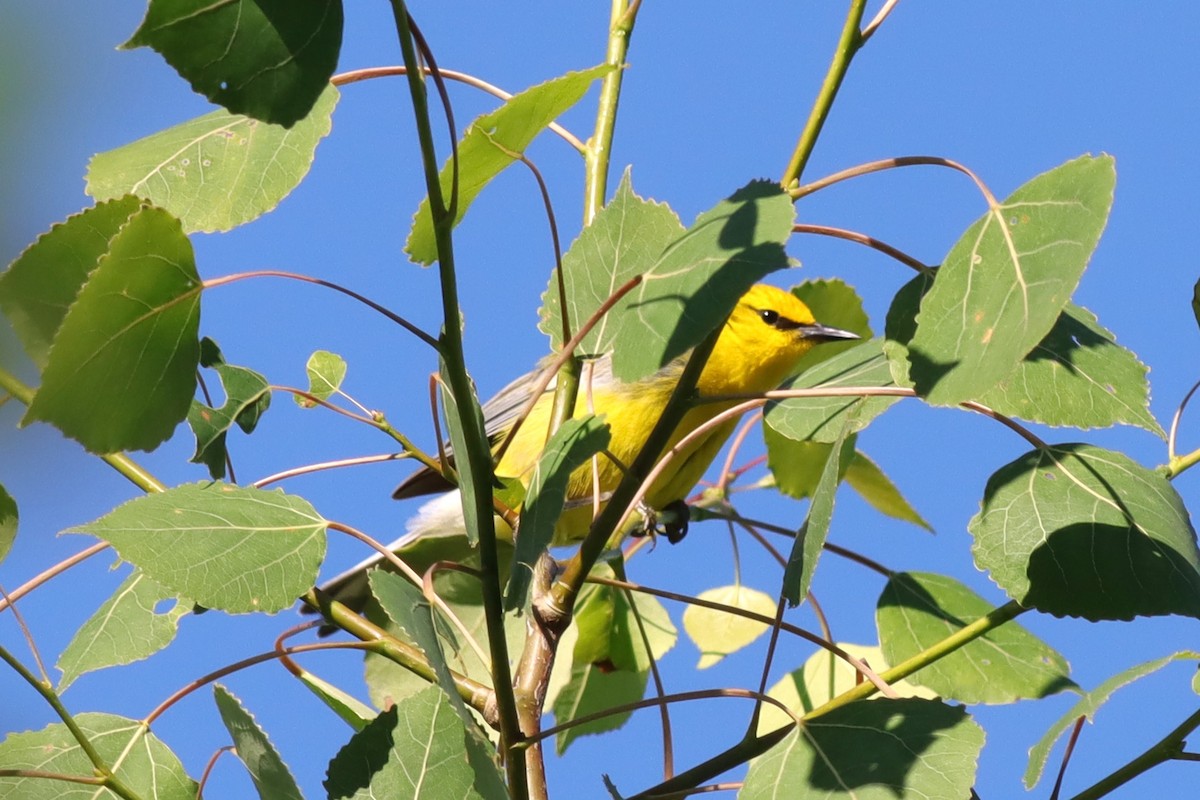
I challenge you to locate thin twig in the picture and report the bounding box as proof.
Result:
[791,222,932,274]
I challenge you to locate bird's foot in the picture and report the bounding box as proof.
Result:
[632,499,690,544]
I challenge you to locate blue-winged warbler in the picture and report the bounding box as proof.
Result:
[321,283,856,608]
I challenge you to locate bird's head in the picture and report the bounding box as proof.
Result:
[699,283,859,396]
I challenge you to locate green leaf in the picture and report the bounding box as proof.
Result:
[889,272,1160,436]
[742,699,984,800]
[877,572,1077,704]
[294,667,375,731]
[682,584,775,669]
[757,643,937,735]
[188,338,272,479]
[507,415,610,609]
[843,452,931,531]
[407,65,612,265]
[1024,651,1200,788]
[68,482,326,614]
[213,685,304,800]
[764,428,855,500]
[87,85,338,233]
[0,196,144,368]
[907,155,1116,405]
[438,362,490,547]
[611,181,797,383]
[0,484,15,564]
[540,169,685,353]
[551,661,647,756]
[0,713,196,799]
[765,338,902,444]
[977,304,1163,436]
[123,0,342,127]
[299,349,347,406]
[23,205,201,453]
[1193,278,1200,335]
[56,571,190,692]
[323,688,506,800]
[787,278,874,376]
[369,571,475,727]
[779,418,855,607]
[970,444,1200,620]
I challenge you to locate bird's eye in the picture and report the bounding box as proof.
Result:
[758,309,780,326]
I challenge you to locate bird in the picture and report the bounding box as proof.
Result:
[315,283,858,613]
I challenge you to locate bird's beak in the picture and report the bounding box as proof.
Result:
[800,324,861,343]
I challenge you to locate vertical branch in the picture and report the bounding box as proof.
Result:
[387,5,527,796]
[779,0,868,188]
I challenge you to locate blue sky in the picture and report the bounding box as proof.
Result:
[3,3,1200,798]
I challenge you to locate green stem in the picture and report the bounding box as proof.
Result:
[387,6,526,795]
[0,366,165,494]
[1068,705,1200,800]
[0,644,144,800]
[810,600,1027,717]
[1166,448,1200,480]
[779,0,867,188]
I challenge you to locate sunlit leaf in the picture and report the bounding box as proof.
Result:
[908,155,1115,405]
[57,571,189,692]
[0,196,143,368]
[68,482,326,614]
[88,85,338,232]
[787,278,874,375]
[0,713,196,799]
[1024,651,1200,788]
[23,205,200,453]
[742,699,984,800]
[682,584,776,669]
[213,685,304,800]
[877,572,1077,704]
[970,444,1200,620]
[124,0,342,127]
[299,349,347,406]
[407,65,612,265]
[844,452,931,531]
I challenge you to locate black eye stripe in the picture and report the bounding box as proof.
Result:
[756,308,804,331]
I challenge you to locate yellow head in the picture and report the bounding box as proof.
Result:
[698,284,859,397]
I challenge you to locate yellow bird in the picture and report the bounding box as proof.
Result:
[320,283,857,608]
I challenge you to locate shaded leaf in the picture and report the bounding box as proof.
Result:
[877,572,1077,704]
[551,661,646,756]
[742,699,984,800]
[781,417,855,606]
[970,444,1200,620]
[765,338,903,444]
[68,482,326,614]
[0,484,15,563]
[787,278,874,376]
[188,338,271,479]
[1024,651,1200,788]
[507,415,610,609]
[844,452,931,531]
[299,349,347,406]
[908,155,1115,405]
[57,571,189,692]
[408,65,612,264]
[124,0,342,127]
[0,196,143,368]
[213,685,304,800]
[323,688,506,800]
[295,667,375,731]
[88,85,338,232]
[757,643,937,735]
[438,361,489,546]
[540,169,685,353]
[23,205,201,453]
[764,428,855,500]
[682,584,775,669]
[0,713,196,799]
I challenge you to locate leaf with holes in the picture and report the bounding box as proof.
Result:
[57,571,190,692]
[124,0,342,127]
[970,444,1200,620]
[907,155,1115,406]
[67,482,326,614]
[23,205,201,453]
[87,85,338,232]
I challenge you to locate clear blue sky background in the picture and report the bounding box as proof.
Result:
[3,3,1200,798]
